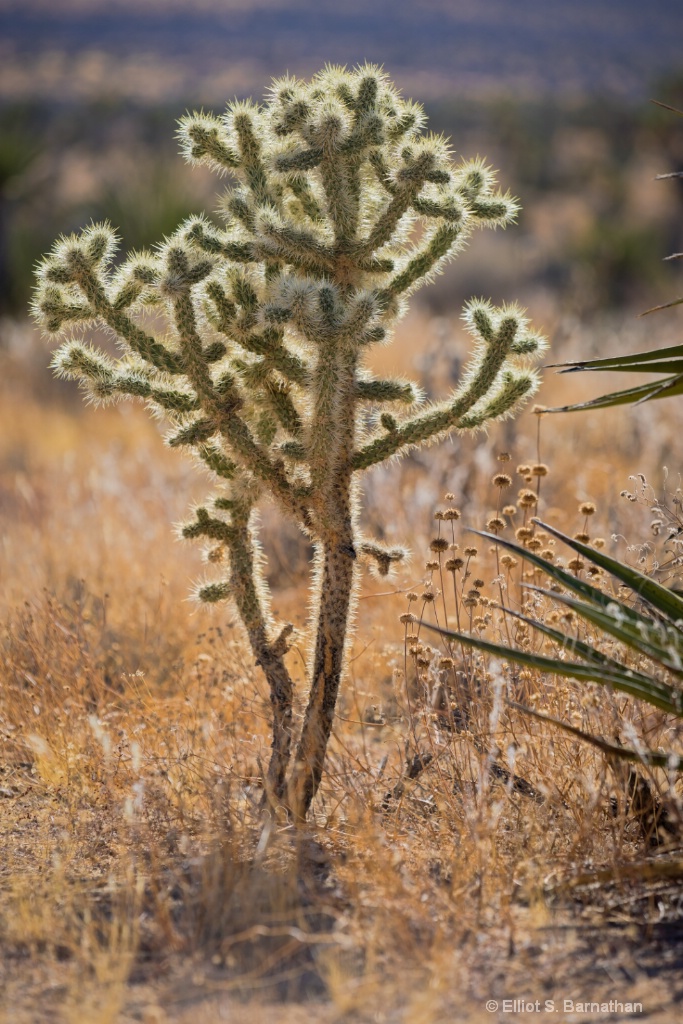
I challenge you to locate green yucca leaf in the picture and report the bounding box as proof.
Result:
[640,296,683,315]
[423,622,683,715]
[469,529,654,628]
[535,519,683,624]
[548,374,683,413]
[499,601,666,682]
[525,586,683,675]
[549,343,683,374]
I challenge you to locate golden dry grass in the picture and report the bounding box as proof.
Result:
[2,307,683,1023]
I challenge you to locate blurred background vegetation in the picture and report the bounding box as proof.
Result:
[1,0,683,326]
[1,82,681,323]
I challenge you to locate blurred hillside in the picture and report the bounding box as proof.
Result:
[1,2,683,321]
[1,88,682,321]
[3,0,683,102]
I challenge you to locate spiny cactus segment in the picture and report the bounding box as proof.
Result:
[32,65,546,821]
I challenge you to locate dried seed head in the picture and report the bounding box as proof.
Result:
[526,538,542,552]
[473,578,485,588]
[592,538,605,549]
[445,557,464,572]
[486,516,506,533]
[567,557,584,572]
[573,532,590,543]
[463,596,478,608]
[517,489,538,508]
[503,505,517,517]
[540,549,554,560]
[430,537,449,553]
[439,657,455,669]
[463,546,478,557]
[517,464,531,476]
[497,452,512,462]
[500,554,518,569]
[421,592,435,603]
[515,526,534,542]
[443,508,461,520]
[434,510,445,521]
[492,473,512,488]
[425,560,439,571]
[445,492,456,500]
[532,463,549,477]
[579,502,596,516]
[407,592,419,603]
[399,612,417,624]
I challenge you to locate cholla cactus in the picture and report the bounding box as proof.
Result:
[32,65,546,822]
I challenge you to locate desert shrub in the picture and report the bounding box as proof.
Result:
[31,65,546,821]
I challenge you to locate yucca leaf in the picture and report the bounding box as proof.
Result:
[470,529,652,628]
[501,598,671,683]
[499,602,644,671]
[524,586,683,675]
[548,374,683,413]
[422,622,683,715]
[548,343,683,374]
[640,296,683,316]
[507,701,681,770]
[535,519,683,625]
[457,628,680,711]
[651,100,683,117]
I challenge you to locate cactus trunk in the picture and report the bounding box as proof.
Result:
[289,526,357,822]
[224,514,296,804]
[260,646,295,801]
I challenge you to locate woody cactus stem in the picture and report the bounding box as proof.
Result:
[32,65,547,822]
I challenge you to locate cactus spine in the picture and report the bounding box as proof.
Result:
[32,66,546,822]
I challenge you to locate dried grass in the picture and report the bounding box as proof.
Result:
[2,309,683,1022]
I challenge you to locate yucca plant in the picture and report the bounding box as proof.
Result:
[428,104,683,825]
[432,520,683,771]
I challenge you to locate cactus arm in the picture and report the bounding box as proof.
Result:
[261,378,304,437]
[285,173,325,223]
[256,221,337,276]
[171,284,312,523]
[358,540,407,576]
[353,308,541,470]
[231,106,275,207]
[185,501,295,801]
[355,376,418,404]
[58,256,184,375]
[377,223,464,304]
[360,151,453,257]
[251,338,308,387]
[457,372,537,429]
